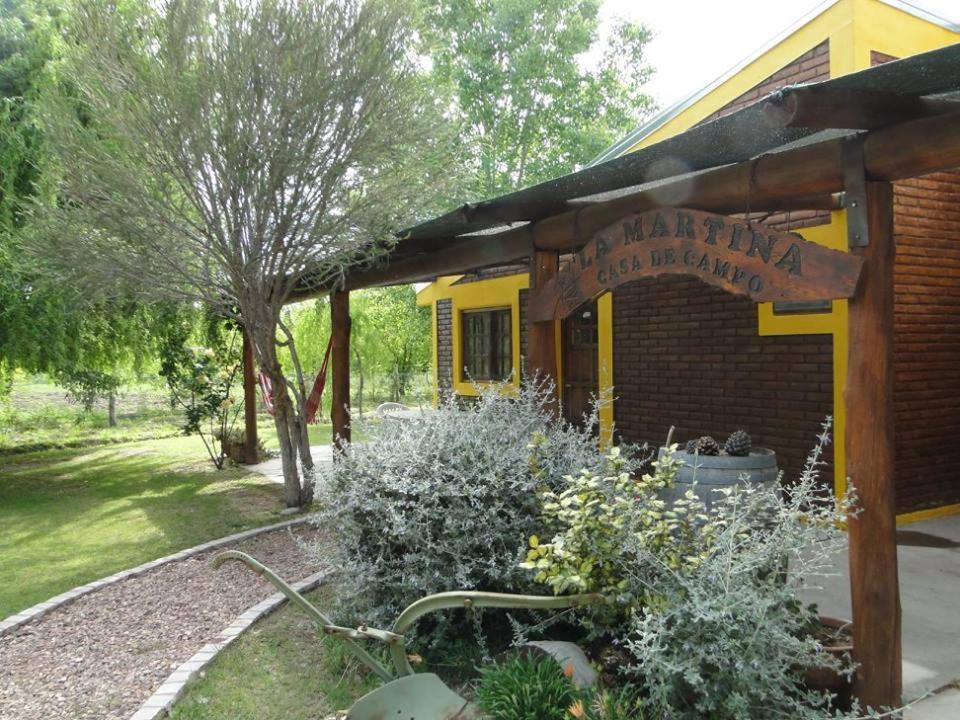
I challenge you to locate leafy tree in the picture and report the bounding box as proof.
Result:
[35,0,457,507]
[357,286,431,402]
[0,0,168,416]
[0,0,63,385]
[421,0,656,197]
[0,0,59,229]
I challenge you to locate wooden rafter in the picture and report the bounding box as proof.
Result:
[764,85,960,130]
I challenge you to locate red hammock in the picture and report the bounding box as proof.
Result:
[258,336,333,425]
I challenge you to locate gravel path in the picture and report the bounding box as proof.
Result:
[0,525,326,720]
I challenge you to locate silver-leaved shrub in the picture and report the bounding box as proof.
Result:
[312,378,644,635]
[622,428,859,719]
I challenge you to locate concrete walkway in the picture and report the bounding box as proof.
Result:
[804,514,960,718]
[246,445,334,484]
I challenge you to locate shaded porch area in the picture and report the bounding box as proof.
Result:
[807,514,960,717]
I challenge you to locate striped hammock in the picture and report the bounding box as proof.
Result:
[258,336,333,425]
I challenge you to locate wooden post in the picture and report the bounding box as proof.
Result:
[242,329,259,464]
[528,249,560,409]
[845,181,901,710]
[331,290,351,454]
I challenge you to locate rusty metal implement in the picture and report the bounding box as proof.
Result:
[213,550,604,720]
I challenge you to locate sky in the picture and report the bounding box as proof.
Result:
[602,0,960,110]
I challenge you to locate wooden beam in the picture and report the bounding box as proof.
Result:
[242,329,259,464]
[764,86,960,130]
[533,111,960,253]
[340,230,532,291]
[292,194,840,298]
[528,250,560,409]
[845,181,901,710]
[567,190,843,213]
[864,111,960,181]
[331,290,351,454]
[296,111,960,296]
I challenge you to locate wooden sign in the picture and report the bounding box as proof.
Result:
[528,208,864,321]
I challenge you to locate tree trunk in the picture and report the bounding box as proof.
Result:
[271,389,302,508]
[275,317,315,506]
[295,415,315,506]
[107,392,117,427]
[258,334,303,508]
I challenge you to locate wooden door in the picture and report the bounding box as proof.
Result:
[562,301,599,428]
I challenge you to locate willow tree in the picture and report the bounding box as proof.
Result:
[37,0,453,507]
[1,0,163,408]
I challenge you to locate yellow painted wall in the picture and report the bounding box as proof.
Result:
[419,0,959,521]
[418,273,530,398]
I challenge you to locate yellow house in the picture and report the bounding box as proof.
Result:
[417,0,960,521]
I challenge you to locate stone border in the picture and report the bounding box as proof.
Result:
[129,571,329,720]
[0,516,310,637]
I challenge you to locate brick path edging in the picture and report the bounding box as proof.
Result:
[128,571,329,720]
[0,516,310,637]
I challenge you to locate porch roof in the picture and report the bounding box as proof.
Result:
[295,41,960,297]
[399,42,960,243]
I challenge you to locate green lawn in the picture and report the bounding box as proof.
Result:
[169,588,379,720]
[0,373,365,458]
[0,434,291,619]
[0,380,185,452]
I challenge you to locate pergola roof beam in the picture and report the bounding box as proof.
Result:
[765,85,960,130]
[310,111,960,295]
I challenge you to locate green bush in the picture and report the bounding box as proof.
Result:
[475,654,579,720]
[521,418,870,718]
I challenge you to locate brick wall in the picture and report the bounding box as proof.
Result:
[893,171,960,511]
[436,299,453,395]
[872,50,960,511]
[602,40,837,486]
[700,40,830,123]
[612,276,834,487]
[871,50,897,65]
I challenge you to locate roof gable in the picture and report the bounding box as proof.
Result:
[592,0,959,165]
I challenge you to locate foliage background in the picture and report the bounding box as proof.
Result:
[419,0,655,198]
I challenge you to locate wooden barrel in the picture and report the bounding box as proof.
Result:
[658,447,779,510]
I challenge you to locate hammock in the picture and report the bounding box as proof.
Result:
[258,336,333,425]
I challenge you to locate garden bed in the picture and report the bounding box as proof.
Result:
[0,525,326,720]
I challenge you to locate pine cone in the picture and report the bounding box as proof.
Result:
[693,436,721,456]
[685,439,699,454]
[725,429,752,457]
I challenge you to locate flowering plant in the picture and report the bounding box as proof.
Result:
[158,326,243,469]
